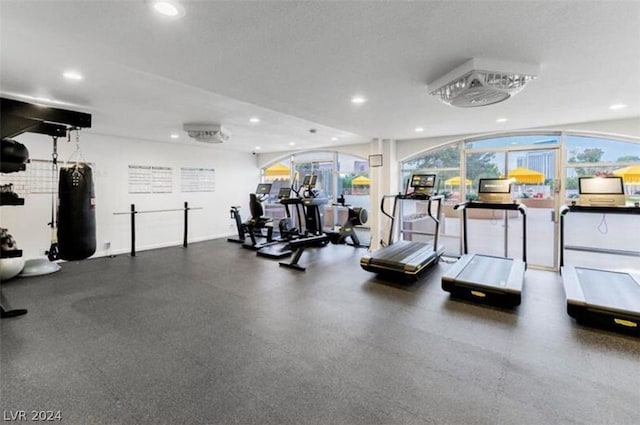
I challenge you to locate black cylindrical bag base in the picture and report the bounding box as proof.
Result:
[57,163,96,261]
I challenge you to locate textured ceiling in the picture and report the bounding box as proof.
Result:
[1,1,639,153]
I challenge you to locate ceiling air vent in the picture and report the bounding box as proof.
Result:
[428,58,539,108]
[183,123,231,143]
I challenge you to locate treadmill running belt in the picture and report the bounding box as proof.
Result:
[456,256,513,288]
[576,268,640,312]
[368,241,434,268]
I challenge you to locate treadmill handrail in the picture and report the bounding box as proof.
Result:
[381,194,399,246]
[454,202,468,211]
[456,201,527,263]
[559,203,640,267]
[458,201,527,214]
[380,193,442,248]
[563,204,640,215]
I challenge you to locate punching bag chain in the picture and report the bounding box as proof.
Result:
[65,127,86,179]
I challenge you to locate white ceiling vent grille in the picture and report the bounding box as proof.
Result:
[183,123,231,143]
[428,58,539,108]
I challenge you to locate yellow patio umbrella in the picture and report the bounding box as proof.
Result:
[613,165,640,184]
[444,176,472,186]
[264,163,291,177]
[507,167,545,184]
[351,175,371,185]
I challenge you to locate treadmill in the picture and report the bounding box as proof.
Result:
[442,178,527,307]
[360,174,444,282]
[560,176,640,335]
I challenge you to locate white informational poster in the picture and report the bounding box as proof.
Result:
[180,167,216,192]
[128,165,173,194]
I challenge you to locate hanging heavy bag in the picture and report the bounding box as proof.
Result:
[57,162,96,260]
[1,138,30,173]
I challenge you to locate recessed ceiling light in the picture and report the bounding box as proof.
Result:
[254,146,261,150]
[63,70,84,81]
[289,142,296,146]
[152,1,185,18]
[170,133,179,139]
[609,103,627,110]
[249,117,261,123]
[351,96,367,104]
[415,127,424,133]
[496,118,508,123]
[331,137,339,141]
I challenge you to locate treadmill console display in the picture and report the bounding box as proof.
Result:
[408,174,436,197]
[478,178,512,203]
[256,183,272,195]
[578,177,625,206]
[302,174,318,188]
[278,187,291,200]
[410,174,436,189]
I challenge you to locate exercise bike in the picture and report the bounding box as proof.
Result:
[325,193,368,247]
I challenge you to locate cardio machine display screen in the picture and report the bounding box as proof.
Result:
[278,187,291,199]
[256,183,272,194]
[479,179,511,194]
[579,177,624,194]
[410,174,436,189]
[302,175,318,187]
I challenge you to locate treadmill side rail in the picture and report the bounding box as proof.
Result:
[505,260,526,293]
[561,266,587,309]
[441,254,474,282]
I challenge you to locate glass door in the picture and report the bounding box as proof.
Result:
[463,144,560,269]
[507,147,560,269]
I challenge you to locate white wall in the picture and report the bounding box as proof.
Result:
[1,132,258,259]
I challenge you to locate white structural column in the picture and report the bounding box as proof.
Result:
[368,138,398,250]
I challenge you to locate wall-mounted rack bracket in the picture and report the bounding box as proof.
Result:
[1,97,92,139]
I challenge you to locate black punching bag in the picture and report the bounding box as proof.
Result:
[57,163,96,260]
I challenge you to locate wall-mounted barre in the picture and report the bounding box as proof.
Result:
[113,202,203,257]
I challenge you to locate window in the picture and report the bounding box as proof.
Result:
[261,151,371,238]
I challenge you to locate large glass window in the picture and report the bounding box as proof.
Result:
[564,135,640,270]
[261,151,371,242]
[565,135,640,204]
[401,132,639,270]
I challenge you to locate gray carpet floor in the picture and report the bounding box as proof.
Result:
[1,238,639,425]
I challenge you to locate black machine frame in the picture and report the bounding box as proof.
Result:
[360,175,444,282]
[559,204,640,335]
[442,201,527,307]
